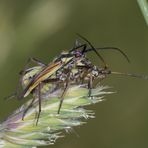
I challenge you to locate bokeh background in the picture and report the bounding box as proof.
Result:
[0,0,148,148]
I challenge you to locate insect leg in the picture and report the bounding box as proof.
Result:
[19,57,47,75]
[24,57,46,67]
[29,57,47,66]
[77,66,94,97]
[36,83,41,125]
[43,78,59,83]
[57,75,69,114]
[88,74,93,97]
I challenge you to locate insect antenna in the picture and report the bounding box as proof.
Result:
[76,33,108,68]
[111,71,148,79]
[86,47,130,63]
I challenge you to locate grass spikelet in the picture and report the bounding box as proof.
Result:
[0,84,113,148]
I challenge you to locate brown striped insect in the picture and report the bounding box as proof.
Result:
[20,53,148,126]
[8,35,130,125]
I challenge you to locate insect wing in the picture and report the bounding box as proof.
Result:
[23,62,61,97]
[23,57,73,98]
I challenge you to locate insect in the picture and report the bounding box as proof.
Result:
[20,53,148,126]
[7,35,130,125]
[19,52,130,123]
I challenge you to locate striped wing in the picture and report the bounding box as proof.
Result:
[22,57,73,98]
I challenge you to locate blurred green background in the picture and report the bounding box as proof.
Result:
[0,0,148,148]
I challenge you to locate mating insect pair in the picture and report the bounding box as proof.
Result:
[8,35,147,125]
